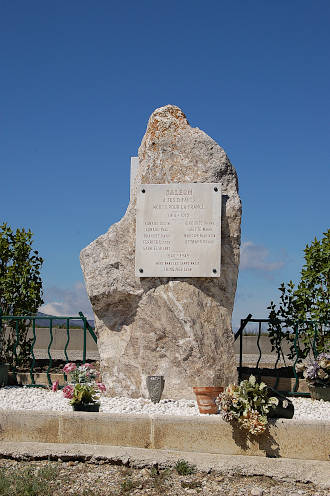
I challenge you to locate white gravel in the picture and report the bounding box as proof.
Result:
[0,386,329,421]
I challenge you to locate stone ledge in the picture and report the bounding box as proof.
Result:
[0,441,329,489]
[0,410,329,462]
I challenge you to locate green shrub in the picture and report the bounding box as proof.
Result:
[0,223,43,369]
[268,229,330,360]
[174,459,195,476]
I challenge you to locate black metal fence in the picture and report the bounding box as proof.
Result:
[0,309,97,387]
[1,308,327,396]
[234,314,328,397]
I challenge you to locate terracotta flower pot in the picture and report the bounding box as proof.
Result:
[193,386,224,414]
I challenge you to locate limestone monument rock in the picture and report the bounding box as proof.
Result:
[80,105,241,399]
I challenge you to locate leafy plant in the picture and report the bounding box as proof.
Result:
[0,223,43,369]
[268,229,330,361]
[216,375,279,435]
[149,466,159,477]
[174,459,195,476]
[0,468,11,496]
[70,383,100,407]
[181,480,202,489]
[120,478,136,493]
[149,466,171,490]
[0,464,59,496]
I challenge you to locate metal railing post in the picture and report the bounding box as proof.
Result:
[0,308,2,357]
[46,318,53,387]
[235,314,252,384]
[83,318,87,364]
[239,319,243,382]
[30,318,36,385]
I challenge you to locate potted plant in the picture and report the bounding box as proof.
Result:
[66,383,102,412]
[300,353,330,401]
[53,362,106,412]
[216,375,280,435]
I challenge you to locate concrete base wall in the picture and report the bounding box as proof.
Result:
[4,330,292,356]
[233,336,291,355]
[3,328,98,352]
[0,410,328,461]
[2,331,294,359]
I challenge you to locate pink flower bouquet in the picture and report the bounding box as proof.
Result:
[58,362,106,409]
[63,362,98,384]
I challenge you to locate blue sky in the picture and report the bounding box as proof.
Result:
[1,1,329,328]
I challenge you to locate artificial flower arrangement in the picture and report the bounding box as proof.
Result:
[216,375,279,435]
[300,353,330,388]
[52,362,106,411]
[296,353,330,401]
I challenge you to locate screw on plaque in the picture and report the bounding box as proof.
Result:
[213,269,217,273]
[214,187,218,192]
[139,268,144,273]
[141,188,146,193]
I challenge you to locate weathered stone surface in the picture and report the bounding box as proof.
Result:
[80,105,241,399]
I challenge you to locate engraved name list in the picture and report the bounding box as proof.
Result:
[135,183,221,277]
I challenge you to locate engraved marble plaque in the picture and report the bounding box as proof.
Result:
[135,183,221,277]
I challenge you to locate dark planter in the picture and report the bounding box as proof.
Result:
[309,386,330,401]
[0,364,8,387]
[266,388,294,419]
[268,403,294,419]
[72,403,100,412]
